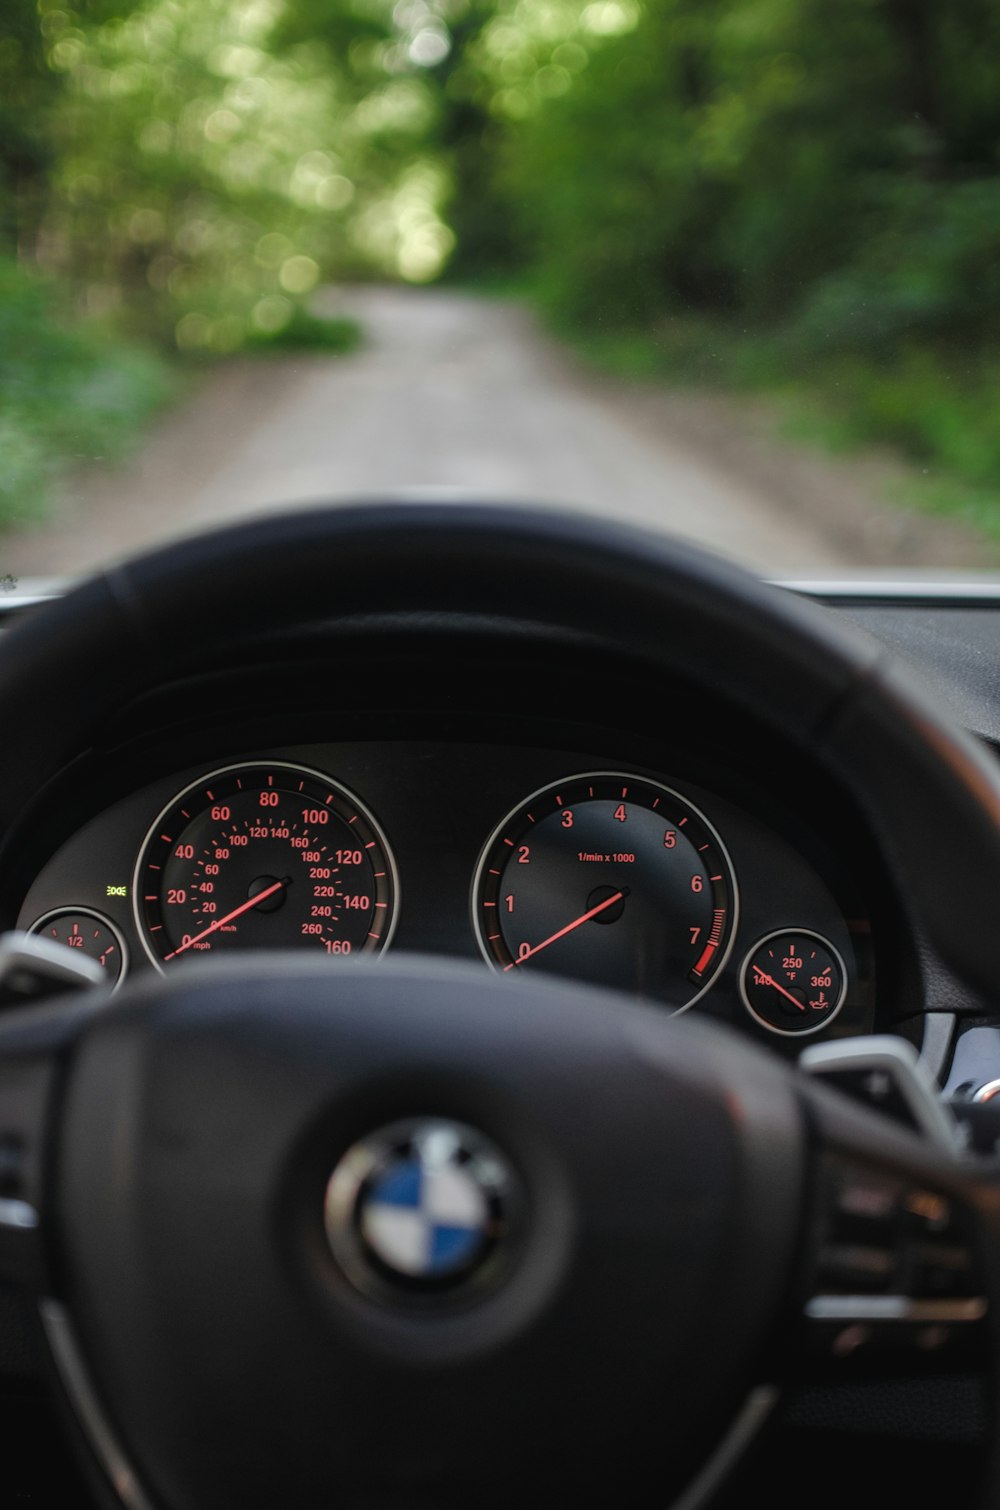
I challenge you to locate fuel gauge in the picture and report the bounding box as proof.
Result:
[28,909,127,991]
[740,929,845,1037]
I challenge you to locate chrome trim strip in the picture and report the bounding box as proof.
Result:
[777,578,1000,604]
[0,593,60,614]
[40,1299,155,1510]
[668,1387,778,1510]
[0,1198,38,1230]
[806,1295,987,1323]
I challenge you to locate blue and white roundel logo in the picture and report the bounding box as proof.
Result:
[361,1148,489,1278]
[325,1119,513,1293]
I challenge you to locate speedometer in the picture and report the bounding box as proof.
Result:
[134,762,398,970]
[472,772,737,1010]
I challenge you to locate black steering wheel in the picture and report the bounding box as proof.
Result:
[0,502,997,1509]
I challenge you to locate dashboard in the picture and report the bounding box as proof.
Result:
[5,575,995,1077]
[14,739,877,1051]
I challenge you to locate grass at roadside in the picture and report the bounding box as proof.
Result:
[0,260,362,532]
[558,313,1000,554]
[0,259,177,529]
[244,304,361,356]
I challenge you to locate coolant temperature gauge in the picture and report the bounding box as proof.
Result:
[28,909,127,990]
[740,929,845,1037]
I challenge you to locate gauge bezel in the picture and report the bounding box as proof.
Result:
[28,907,129,993]
[132,759,400,974]
[470,769,740,1013]
[738,927,847,1038]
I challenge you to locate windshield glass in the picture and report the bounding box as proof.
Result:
[2,0,998,589]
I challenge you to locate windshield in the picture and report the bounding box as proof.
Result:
[2,0,998,590]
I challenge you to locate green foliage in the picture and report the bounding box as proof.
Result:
[243,305,362,352]
[2,0,1000,546]
[0,256,173,525]
[459,0,1000,526]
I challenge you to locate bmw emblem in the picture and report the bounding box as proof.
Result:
[324,1119,517,1298]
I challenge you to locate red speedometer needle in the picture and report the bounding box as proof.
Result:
[503,889,626,972]
[752,966,805,1012]
[163,878,290,962]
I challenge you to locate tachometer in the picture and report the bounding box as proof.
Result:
[472,772,737,1010]
[135,762,398,970]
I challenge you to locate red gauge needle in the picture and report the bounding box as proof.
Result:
[752,966,805,1012]
[504,889,626,972]
[163,878,290,962]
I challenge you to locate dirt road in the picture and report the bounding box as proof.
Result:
[1,286,987,587]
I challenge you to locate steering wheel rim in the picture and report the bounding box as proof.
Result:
[0,501,996,1509]
[1,501,999,992]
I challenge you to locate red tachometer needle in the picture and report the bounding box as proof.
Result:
[752,966,805,1012]
[504,890,626,972]
[163,878,289,962]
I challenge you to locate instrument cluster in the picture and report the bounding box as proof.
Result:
[15,741,876,1047]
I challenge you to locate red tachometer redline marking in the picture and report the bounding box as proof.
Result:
[692,943,716,977]
[162,878,289,962]
[504,889,625,972]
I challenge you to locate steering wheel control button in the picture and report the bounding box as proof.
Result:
[804,1156,988,1369]
[324,1119,516,1301]
[740,930,846,1036]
